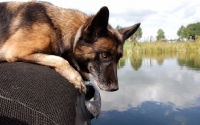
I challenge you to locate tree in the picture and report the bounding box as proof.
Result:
[116,25,122,30]
[186,22,200,39]
[156,29,165,41]
[130,27,142,41]
[177,25,189,40]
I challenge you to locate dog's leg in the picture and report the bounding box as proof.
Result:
[27,54,86,93]
[7,53,86,93]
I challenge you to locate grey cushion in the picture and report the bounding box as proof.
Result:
[0,62,78,125]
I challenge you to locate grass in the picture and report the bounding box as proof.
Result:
[124,41,200,54]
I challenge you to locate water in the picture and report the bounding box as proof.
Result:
[91,53,200,125]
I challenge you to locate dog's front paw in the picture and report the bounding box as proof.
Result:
[70,71,86,93]
[75,81,86,93]
[55,64,86,93]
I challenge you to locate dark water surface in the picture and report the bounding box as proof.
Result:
[91,53,200,125]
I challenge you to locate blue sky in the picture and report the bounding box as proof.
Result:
[3,0,200,40]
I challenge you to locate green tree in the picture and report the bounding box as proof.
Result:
[116,25,122,30]
[183,28,189,40]
[156,29,165,41]
[130,27,142,41]
[186,22,200,38]
[177,25,189,40]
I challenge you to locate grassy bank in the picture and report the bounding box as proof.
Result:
[124,41,200,54]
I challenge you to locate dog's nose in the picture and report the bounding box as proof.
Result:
[109,83,118,91]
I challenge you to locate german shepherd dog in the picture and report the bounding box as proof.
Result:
[0,1,140,93]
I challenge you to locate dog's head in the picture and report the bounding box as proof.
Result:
[74,6,140,91]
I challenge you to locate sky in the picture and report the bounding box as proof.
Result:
[3,0,200,41]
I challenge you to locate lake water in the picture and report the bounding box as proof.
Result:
[91,52,200,125]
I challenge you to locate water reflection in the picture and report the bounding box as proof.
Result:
[118,52,200,71]
[92,52,200,125]
[177,53,200,70]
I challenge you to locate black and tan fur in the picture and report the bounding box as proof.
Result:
[0,1,140,93]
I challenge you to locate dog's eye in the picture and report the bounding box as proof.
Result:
[101,53,108,58]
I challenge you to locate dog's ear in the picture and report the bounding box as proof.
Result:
[87,6,109,36]
[118,23,141,41]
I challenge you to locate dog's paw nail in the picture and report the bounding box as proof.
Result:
[82,86,86,93]
[75,85,86,93]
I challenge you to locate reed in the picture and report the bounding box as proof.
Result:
[124,41,200,54]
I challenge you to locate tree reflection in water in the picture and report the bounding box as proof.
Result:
[118,47,200,71]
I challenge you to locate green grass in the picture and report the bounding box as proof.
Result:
[124,41,200,54]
